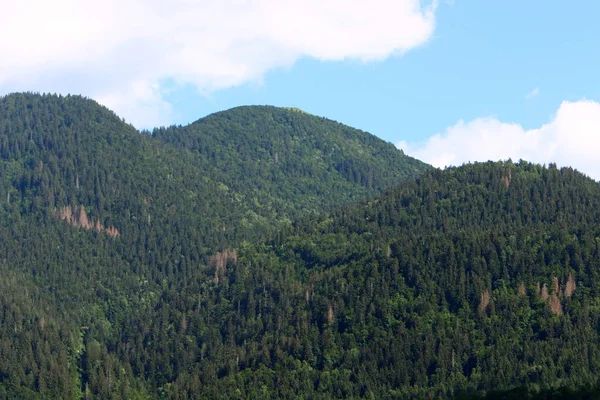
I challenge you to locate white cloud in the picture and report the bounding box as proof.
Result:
[95,80,173,129]
[397,100,600,180]
[0,0,437,127]
[525,87,540,99]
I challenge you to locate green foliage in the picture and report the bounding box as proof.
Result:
[152,105,428,218]
[0,93,426,398]
[2,93,600,398]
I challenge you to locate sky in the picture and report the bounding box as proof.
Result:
[1,0,600,179]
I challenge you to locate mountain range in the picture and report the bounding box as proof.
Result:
[0,92,599,399]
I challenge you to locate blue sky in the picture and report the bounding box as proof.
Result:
[2,0,600,178]
[165,1,600,144]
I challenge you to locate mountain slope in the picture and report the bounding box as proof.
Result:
[152,105,428,218]
[0,93,428,398]
[7,92,600,398]
[157,161,600,398]
[0,93,427,254]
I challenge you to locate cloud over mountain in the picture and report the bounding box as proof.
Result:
[397,100,600,180]
[1,0,437,127]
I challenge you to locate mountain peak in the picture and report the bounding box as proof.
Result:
[153,102,429,216]
[0,92,128,129]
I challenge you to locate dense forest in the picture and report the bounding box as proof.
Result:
[1,93,600,399]
[152,105,427,218]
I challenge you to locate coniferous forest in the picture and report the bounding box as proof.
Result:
[2,92,600,399]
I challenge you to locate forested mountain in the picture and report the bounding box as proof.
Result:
[0,93,426,254]
[0,92,427,398]
[2,92,600,399]
[152,105,427,219]
[205,161,600,399]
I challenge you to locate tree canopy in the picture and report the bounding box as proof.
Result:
[1,93,599,398]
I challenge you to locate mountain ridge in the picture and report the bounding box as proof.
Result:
[0,92,428,246]
[0,92,432,398]
[151,101,428,219]
[3,92,600,398]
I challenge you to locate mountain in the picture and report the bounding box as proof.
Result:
[151,105,428,220]
[0,93,427,253]
[0,92,428,398]
[194,161,600,399]
[3,92,600,399]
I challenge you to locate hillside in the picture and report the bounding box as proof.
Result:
[0,93,428,398]
[3,92,600,399]
[152,105,428,218]
[196,163,600,398]
[0,93,427,253]
[146,161,600,398]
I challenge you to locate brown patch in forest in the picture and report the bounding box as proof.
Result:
[501,168,512,189]
[478,289,491,315]
[55,205,119,238]
[552,276,560,295]
[549,293,563,316]
[104,226,119,238]
[539,277,564,316]
[78,206,92,230]
[517,282,526,297]
[210,249,237,284]
[540,283,549,301]
[565,273,576,298]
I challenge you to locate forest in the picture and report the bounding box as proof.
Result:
[1,93,600,399]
